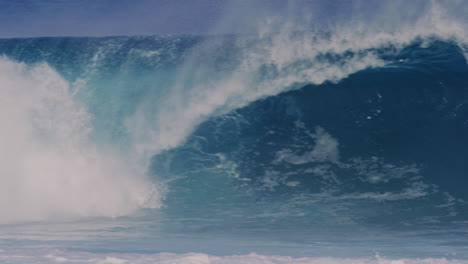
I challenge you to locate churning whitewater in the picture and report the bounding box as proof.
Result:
[1,1,468,263]
[0,58,160,223]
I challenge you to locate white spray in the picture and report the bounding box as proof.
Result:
[0,58,160,224]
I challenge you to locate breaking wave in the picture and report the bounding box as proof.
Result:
[1,1,468,260]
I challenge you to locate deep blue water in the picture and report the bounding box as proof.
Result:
[0,33,468,262]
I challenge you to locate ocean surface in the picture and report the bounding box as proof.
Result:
[1,16,468,264]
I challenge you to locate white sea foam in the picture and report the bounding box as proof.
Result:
[0,249,466,264]
[0,58,160,223]
[274,126,340,165]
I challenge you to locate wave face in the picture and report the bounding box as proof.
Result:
[1,16,468,260]
[154,39,468,230]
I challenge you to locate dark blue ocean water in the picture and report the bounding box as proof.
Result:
[0,32,468,263]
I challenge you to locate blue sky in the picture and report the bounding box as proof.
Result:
[0,0,294,37]
[0,0,465,38]
[0,0,223,37]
